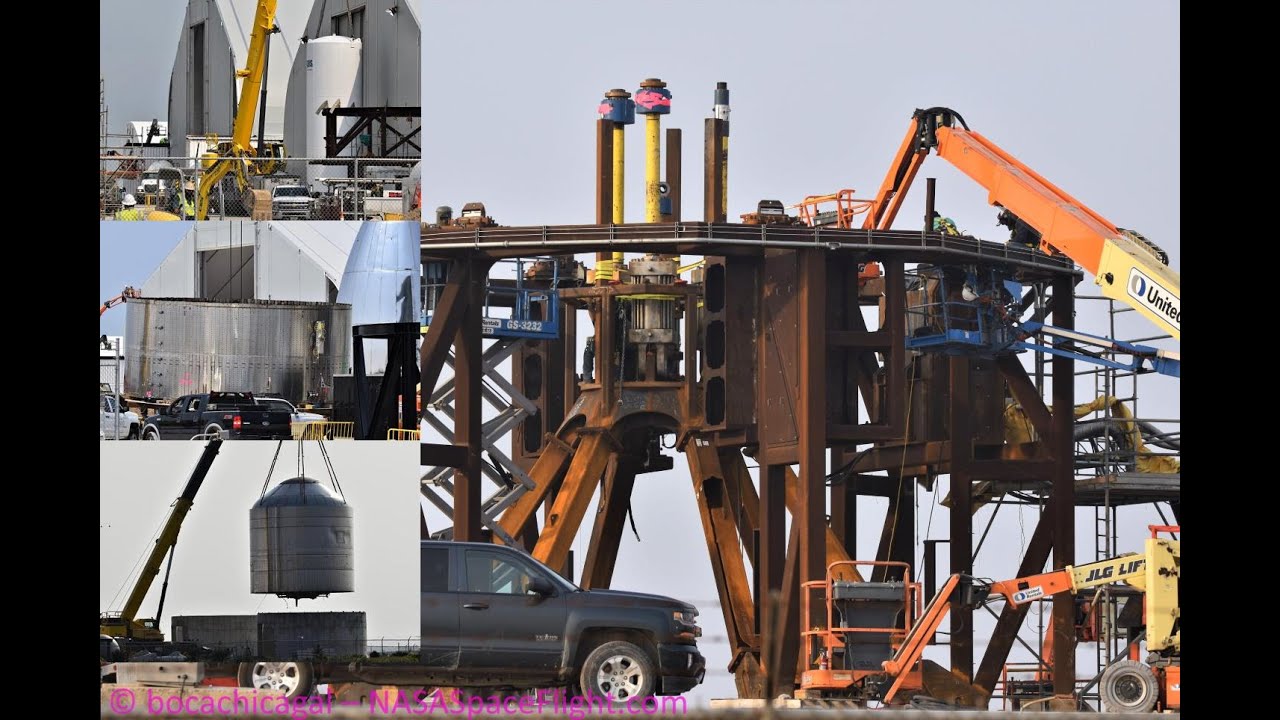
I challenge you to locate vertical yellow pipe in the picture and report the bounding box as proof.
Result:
[611,123,625,275]
[612,124,625,224]
[645,113,661,223]
[721,134,729,221]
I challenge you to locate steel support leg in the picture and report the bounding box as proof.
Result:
[579,456,637,589]
[950,356,974,681]
[531,432,617,570]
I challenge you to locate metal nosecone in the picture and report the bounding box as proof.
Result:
[337,221,422,327]
[250,477,355,599]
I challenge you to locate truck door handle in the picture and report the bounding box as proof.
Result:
[463,603,489,611]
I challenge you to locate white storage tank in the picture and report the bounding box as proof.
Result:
[304,35,363,191]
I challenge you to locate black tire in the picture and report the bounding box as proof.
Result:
[142,426,161,441]
[1099,659,1158,713]
[237,660,314,700]
[204,423,224,438]
[127,424,139,440]
[578,640,656,706]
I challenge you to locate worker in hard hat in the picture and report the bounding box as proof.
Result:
[996,206,1042,249]
[180,180,197,219]
[930,210,960,236]
[114,194,145,221]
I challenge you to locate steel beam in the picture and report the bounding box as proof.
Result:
[419,260,471,400]
[531,432,617,570]
[830,447,858,558]
[718,448,760,566]
[974,500,1056,693]
[596,119,613,225]
[687,443,758,659]
[949,356,974,681]
[666,128,681,222]
[579,456,637,589]
[997,354,1055,445]
[452,265,485,542]
[496,435,576,541]
[704,119,726,222]
[1051,276,1076,698]
[797,249,827,687]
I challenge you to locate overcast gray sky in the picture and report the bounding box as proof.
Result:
[99,0,187,138]
[422,0,1179,707]
[100,441,419,643]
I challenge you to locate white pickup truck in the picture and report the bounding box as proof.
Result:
[100,395,140,440]
[271,184,313,220]
[256,397,326,438]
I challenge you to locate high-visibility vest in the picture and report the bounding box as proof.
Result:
[114,208,145,221]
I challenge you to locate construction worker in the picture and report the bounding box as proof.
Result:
[180,181,197,219]
[114,194,145,221]
[930,210,960,236]
[996,207,1042,249]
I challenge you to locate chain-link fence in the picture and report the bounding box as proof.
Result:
[99,151,417,222]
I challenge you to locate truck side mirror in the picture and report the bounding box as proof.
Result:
[527,577,554,597]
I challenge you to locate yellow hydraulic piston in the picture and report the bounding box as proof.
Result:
[598,89,635,283]
[635,78,671,224]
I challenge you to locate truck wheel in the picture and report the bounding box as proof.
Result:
[142,427,161,440]
[1099,659,1158,713]
[204,423,224,438]
[127,424,139,440]
[237,660,314,700]
[578,640,656,705]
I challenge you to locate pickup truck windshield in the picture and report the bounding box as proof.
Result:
[274,186,309,198]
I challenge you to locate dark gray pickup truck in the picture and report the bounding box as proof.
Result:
[350,540,705,703]
[140,392,292,440]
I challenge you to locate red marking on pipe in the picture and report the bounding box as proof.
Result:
[597,102,612,115]
[634,90,671,109]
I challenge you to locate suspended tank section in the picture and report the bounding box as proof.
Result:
[250,476,355,600]
[124,298,352,404]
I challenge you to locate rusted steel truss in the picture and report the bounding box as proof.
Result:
[420,223,1079,697]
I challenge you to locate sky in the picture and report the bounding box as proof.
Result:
[100,441,419,643]
[100,222,189,337]
[99,0,187,139]
[421,0,1180,707]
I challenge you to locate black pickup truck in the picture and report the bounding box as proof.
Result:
[348,540,705,703]
[140,392,292,440]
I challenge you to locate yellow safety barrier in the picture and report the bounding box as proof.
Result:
[299,421,355,440]
[387,428,421,440]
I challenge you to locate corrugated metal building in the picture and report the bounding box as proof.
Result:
[283,1,421,176]
[167,1,420,166]
[167,1,311,153]
[142,221,361,302]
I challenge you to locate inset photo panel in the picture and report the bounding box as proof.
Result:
[100,438,420,701]
[100,220,422,441]
[99,0,421,221]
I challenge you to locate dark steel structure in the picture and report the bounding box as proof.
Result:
[417,89,1177,705]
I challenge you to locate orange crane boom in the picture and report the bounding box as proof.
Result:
[864,108,1180,340]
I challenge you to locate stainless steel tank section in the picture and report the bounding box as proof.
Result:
[124,298,352,404]
[249,477,355,599]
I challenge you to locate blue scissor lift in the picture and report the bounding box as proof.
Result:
[904,266,1179,378]
[423,258,565,341]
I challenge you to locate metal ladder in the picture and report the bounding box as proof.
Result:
[419,339,538,545]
